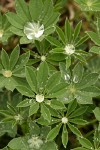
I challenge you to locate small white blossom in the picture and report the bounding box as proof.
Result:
[28,136,43,149]
[36,94,44,103]
[62,117,68,124]
[41,55,46,62]
[24,22,44,40]
[2,70,12,78]
[64,44,75,55]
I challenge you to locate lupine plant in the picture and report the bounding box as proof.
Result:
[0,0,100,150]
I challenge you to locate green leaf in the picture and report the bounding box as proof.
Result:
[86,31,100,46]
[45,72,61,91]
[15,0,31,22]
[78,137,93,149]
[17,99,33,107]
[56,26,65,44]
[37,62,48,89]
[36,116,50,126]
[50,99,65,110]
[73,21,82,42]
[67,100,77,116]
[73,147,88,150]
[6,12,24,29]
[41,142,58,150]
[69,107,88,118]
[10,26,24,36]
[41,103,51,122]
[13,51,30,72]
[1,49,9,69]
[47,123,62,141]
[72,63,84,83]
[47,83,67,98]
[75,0,100,11]
[29,102,39,116]
[10,45,20,70]
[62,125,68,148]
[68,123,82,137]
[75,35,89,47]
[65,19,72,43]
[66,56,71,69]
[29,0,43,21]
[76,73,99,89]
[8,137,27,149]
[25,66,37,93]
[69,119,88,125]
[93,107,100,121]
[46,36,62,47]
[89,46,100,55]
[97,18,100,34]
[16,85,34,97]
[51,48,64,53]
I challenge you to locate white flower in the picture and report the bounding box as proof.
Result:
[64,44,75,55]
[2,70,12,78]
[24,22,44,40]
[28,136,43,149]
[62,117,68,124]
[36,94,44,103]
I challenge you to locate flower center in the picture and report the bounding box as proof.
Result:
[14,114,23,121]
[87,0,92,7]
[36,94,44,103]
[28,136,43,149]
[69,85,76,94]
[64,44,75,55]
[62,117,68,124]
[41,55,46,62]
[3,70,12,78]
[0,30,3,39]
[24,22,44,40]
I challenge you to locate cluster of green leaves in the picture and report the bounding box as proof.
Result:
[0,0,100,150]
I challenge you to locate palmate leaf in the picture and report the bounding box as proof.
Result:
[41,103,51,122]
[75,0,100,11]
[47,123,62,141]
[10,45,20,70]
[73,21,82,42]
[86,31,100,46]
[16,85,34,97]
[69,107,88,118]
[50,99,65,110]
[76,73,99,89]
[62,125,68,148]
[29,0,43,21]
[56,26,65,44]
[67,100,77,116]
[72,63,84,83]
[6,12,24,29]
[8,137,28,149]
[45,72,61,91]
[68,123,82,137]
[37,62,49,89]
[89,46,100,55]
[25,66,37,93]
[15,0,31,22]
[29,102,39,116]
[93,107,100,121]
[65,19,72,43]
[78,137,94,149]
[1,49,9,70]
